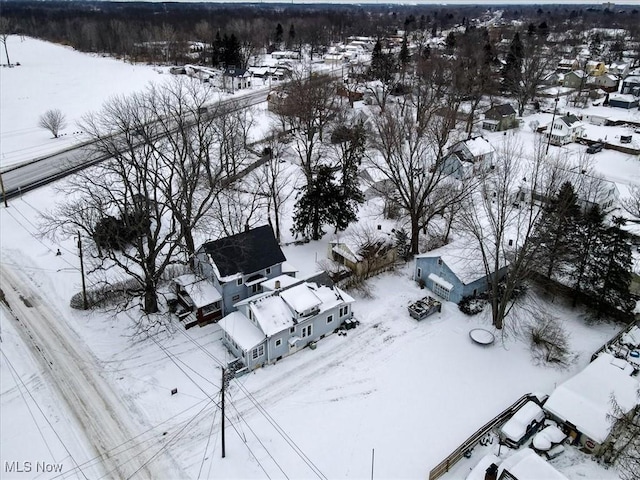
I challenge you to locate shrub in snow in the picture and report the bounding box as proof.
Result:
[528,311,571,366]
[458,295,487,315]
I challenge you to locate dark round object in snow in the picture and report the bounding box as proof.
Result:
[469,328,495,346]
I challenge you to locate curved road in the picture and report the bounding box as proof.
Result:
[0,267,169,479]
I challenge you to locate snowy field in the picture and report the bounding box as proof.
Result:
[0,37,171,168]
[1,37,638,480]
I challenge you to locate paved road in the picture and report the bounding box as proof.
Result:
[0,266,174,479]
[0,88,270,200]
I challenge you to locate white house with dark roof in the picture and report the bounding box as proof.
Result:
[218,280,355,371]
[547,114,585,146]
[221,67,252,92]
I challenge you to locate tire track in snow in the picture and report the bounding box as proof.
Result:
[0,267,168,479]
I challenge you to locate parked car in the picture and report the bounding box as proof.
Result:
[587,142,604,153]
[499,401,545,448]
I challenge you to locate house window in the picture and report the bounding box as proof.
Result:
[327,315,334,324]
[508,239,513,246]
[339,305,349,317]
[301,325,312,338]
[237,278,243,286]
[252,344,264,360]
[251,284,261,294]
[290,327,295,334]
[437,258,443,266]
[232,294,240,302]
[417,267,422,278]
[275,338,282,348]
[266,267,271,275]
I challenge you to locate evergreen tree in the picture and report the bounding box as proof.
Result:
[369,39,396,83]
[569,205,605,307]
[445,31,456,49]
[501,32,523,93]
[291,166,341,241]
[399,34,410,66]
[534,182,581,281]
[336,122,366,230]
[589,32,602,58]
[212,31,222,67]
[288,24,296,48]
[275,23,283,44]
[590,217,634,315]
[221,33,242,67]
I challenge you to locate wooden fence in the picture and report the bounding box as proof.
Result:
[590,318,640,362]
[427,393,538,480]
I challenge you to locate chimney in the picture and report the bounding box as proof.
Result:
[485,463,498,480]
[275,280,281,290]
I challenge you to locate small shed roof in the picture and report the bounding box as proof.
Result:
[174,275,221,308]
[544,353,639,443]
[485,104,516,118]
[218,312,265,351]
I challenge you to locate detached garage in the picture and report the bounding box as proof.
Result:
[608,93,639,110]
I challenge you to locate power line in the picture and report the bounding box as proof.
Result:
[174,326,328,479]
[0,348,89,480]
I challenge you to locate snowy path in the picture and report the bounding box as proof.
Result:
[0,266,168,479]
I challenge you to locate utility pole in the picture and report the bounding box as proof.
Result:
[546,95,559,155]
[0,171,8,208]
[371,448,375,480]
[221,367,226,458]
[77,231,88,310]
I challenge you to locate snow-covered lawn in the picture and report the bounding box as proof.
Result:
[0,187,622,479]
[1,37,636,480]
[0,37,173,168]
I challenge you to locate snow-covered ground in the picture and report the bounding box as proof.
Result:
[1,37,637,480]
[0,37,173,168]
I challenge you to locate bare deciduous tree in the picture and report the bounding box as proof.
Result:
[0,17,11,66]
[456,136,567,330]
[275,71,342,184]
[38,109,67,138]
[40,79,228,315]
[368,102,472,255]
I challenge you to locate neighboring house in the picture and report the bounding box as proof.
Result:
[562,70,588,89]
[441,136,495,179]
[557,58,578,73]
[194,225,288,316]
[587,73,619,92]
[483,104,518,132]
[521,169,619,212]
[621,75,640,96]
[546,114,585,146]
[608,62,629,78]
[608,93,639,109]
[324,53,345,67]
[328,231,397,278]
[541,71,564,86]
[585,60,606,76]
[221,67,252,92]
[218,280,355,371]
[543,353,639,455]
[173,274,223,328]
[414,240,509,304]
